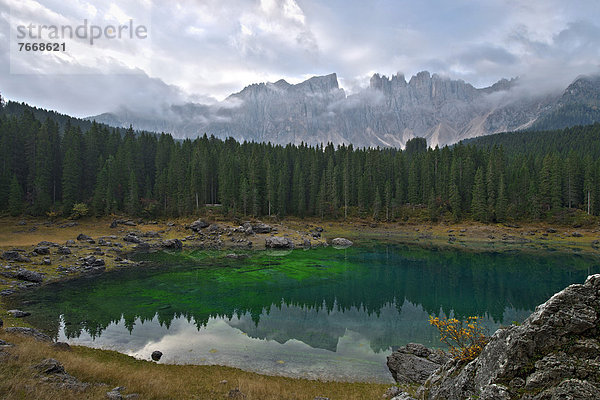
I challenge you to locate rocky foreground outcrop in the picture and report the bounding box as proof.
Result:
[402,274,600,400]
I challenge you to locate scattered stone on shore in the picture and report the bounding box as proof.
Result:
[8,309,31,318]
[76,233,92,241]
[592,240,600,249]
[33,246,50,255]
[1,250,31,263]
[228,388,246,399]
[51,342,71,351]
[16,269,44,283]
[572,231,583,237]
[190,219,210,232]
[81,255,106,271]
[265,236,294,249]
[106,386,140,399]
[387,343,449,385]
[161,239,182,250]
[252,222,272,234]
[110,220,118,228]
[546,228,557,233]
[0,317,3,328]
[151,350,163,361]
[123,233,143,244]
[4,327,52,342]
[331,237,353,248]
[420,274,600,400]
[32,358,90,392]
[57,246,72,255]
[65,239,76,247]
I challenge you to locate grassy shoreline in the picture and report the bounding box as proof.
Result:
[1,215,599,399]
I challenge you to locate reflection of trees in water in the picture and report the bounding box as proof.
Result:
[13,245,598,346]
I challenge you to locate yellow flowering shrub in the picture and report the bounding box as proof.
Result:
[429,315,488,362]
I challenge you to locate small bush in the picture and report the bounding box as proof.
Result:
[429,315,488,362]
[70,203,89,219]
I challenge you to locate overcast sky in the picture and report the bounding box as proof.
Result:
[1,0,599,117]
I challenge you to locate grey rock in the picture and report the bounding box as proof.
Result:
[16,269,44,283]
[65,239,76,246]
[252,222,272,233]
[76,233,92,241]
[151,350,163,361]
[572,231,583,237]
[123,233,143,243]
[387,343,449,384]
[33,358,65,375]
[228,388,246,398]
[190,219,210,231]
[8,309,31,318]
[57,246,71,255]
[265,236,294,249]
[0,317,2,328]
[2,251,31,263]
[422,274,600,400]
[383,386,402,398]
[42,257,51,265]
[5,327,52,341]
[33,246,50,255]
[110,220,118,228]
[161,239,182,250]
[331,238,353,248]
[51,342,71,351]
[390,393,417,400]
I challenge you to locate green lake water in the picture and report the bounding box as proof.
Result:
[10,245,600,382]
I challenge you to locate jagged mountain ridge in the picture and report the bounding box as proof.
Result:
[90,72,600,148]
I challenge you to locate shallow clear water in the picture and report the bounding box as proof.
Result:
[10,245,600,382]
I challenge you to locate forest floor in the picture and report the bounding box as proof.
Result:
[0,215,599,399]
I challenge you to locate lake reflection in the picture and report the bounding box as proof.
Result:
[11,245,600,382]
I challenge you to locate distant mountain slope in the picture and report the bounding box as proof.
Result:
[90,72,600,148]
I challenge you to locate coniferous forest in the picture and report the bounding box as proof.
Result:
[2,101,600,222]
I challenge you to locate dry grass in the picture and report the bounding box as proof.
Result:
[0,333,388,400]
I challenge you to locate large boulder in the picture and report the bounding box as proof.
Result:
[265,236,294,249]
[387,343,449,384]
[190,219,210,232]
[420,274,600,399]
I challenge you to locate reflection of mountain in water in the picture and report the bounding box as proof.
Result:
[10,245,598,348]
[226,300,532,352]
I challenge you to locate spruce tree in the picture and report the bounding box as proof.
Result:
[8,174,23,216]
[471,167,487,222]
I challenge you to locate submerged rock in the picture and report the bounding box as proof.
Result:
[421,274,600,399]
[387,343,449,385]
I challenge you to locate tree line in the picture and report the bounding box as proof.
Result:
[1,102,600,221]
